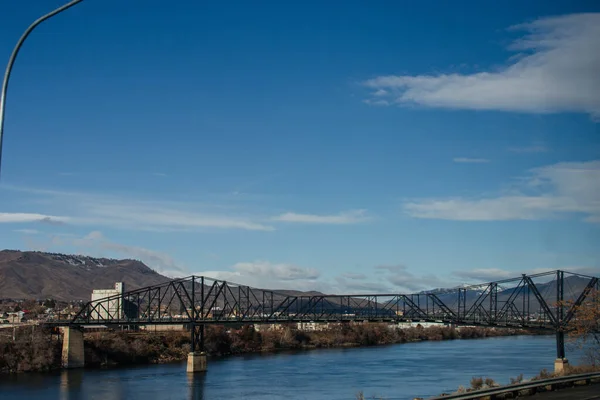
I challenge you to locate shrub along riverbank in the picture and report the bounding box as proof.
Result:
[423,364,600,399]
[0,323,540,373]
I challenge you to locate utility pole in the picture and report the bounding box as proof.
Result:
[0,0,84,178]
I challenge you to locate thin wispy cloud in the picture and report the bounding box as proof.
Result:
[373,264,452,292]
[334,275,391,293]
[363,99,390,106]
[363,13,600,119]
[194,261,455,294]
[13,229,40,235]
[1,187,274,232]
[274,210,370,225]
[194,261,324,291]
[453,157,490,163]
[403,160,600,223]
[83,202,274,231]
[340,272,367,280]
[508,145,549,153]
[2,186,373,232]
[0,212,69,225]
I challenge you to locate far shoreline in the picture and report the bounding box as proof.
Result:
[1,324,552,375]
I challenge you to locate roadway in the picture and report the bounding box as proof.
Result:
[531,384,600,399]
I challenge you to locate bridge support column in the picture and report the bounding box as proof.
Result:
[554,358,569,374]
[554,329,568,373]
[61,327,85,369]
[187,352,207,373]
[187,324,207,373]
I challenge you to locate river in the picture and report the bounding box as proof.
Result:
[0,335,587,400]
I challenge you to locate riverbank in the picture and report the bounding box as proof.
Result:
[0,324,544,374]
[427,364,600,399]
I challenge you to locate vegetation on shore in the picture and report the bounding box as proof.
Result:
[357,365,600,400]
[428,364,600,399]
[562,288,600,365]
[0,326,61,373]
[0,323,534,373]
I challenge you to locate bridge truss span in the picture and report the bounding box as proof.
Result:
[65,270,598,357]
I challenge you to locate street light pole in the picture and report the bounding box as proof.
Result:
[0,0,84,178]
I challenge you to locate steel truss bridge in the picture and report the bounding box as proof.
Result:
[53,270,598,359]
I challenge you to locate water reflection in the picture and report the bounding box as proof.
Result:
[187,373,206,400]
[59,368,127,400]
[59,369,82,400]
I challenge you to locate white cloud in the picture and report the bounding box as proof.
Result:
[374,264,451,292]
[195,262,451,294]
[363,99,390,106]
[334,275,391,293]
[0,212,68,224]
[234,261,321,281]
[453,157,490,163]
[194,261,325,292]
[85,230,104,241]
[13,228,40,235]
[403,160,600,223]
[363,13,600,118]
[3,187,372,234]
[1,187,274,232]
[84,202,274,232]
[340,272,367,280]
[374,264,408,273]
[274,209,370,225]
[195,262,450,294]
[101,241,183,276]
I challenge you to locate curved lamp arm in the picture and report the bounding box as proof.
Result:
[0,0,84,178]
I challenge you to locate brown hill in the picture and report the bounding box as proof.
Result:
[0,250,171,301]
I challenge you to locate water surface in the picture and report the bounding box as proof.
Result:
[0,335,584,400]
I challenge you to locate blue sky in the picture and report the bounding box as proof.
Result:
[1,0,599,293]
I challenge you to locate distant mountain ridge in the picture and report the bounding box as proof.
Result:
[0,250,171,301]
[1,250,595,311]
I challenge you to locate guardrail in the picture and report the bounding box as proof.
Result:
[426,372,600,400]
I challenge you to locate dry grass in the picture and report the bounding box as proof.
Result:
[441,363,600,398]
[530,363,600,380]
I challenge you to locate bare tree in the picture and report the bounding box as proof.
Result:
[565,289,600,365]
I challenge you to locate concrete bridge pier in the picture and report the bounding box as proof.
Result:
[61,326,85,369]
[554,358,569,373]
[187,324,207,373]
[187,352,207,373]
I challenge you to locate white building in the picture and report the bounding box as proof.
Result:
[90,282,125,320]
[296,322,331,331]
